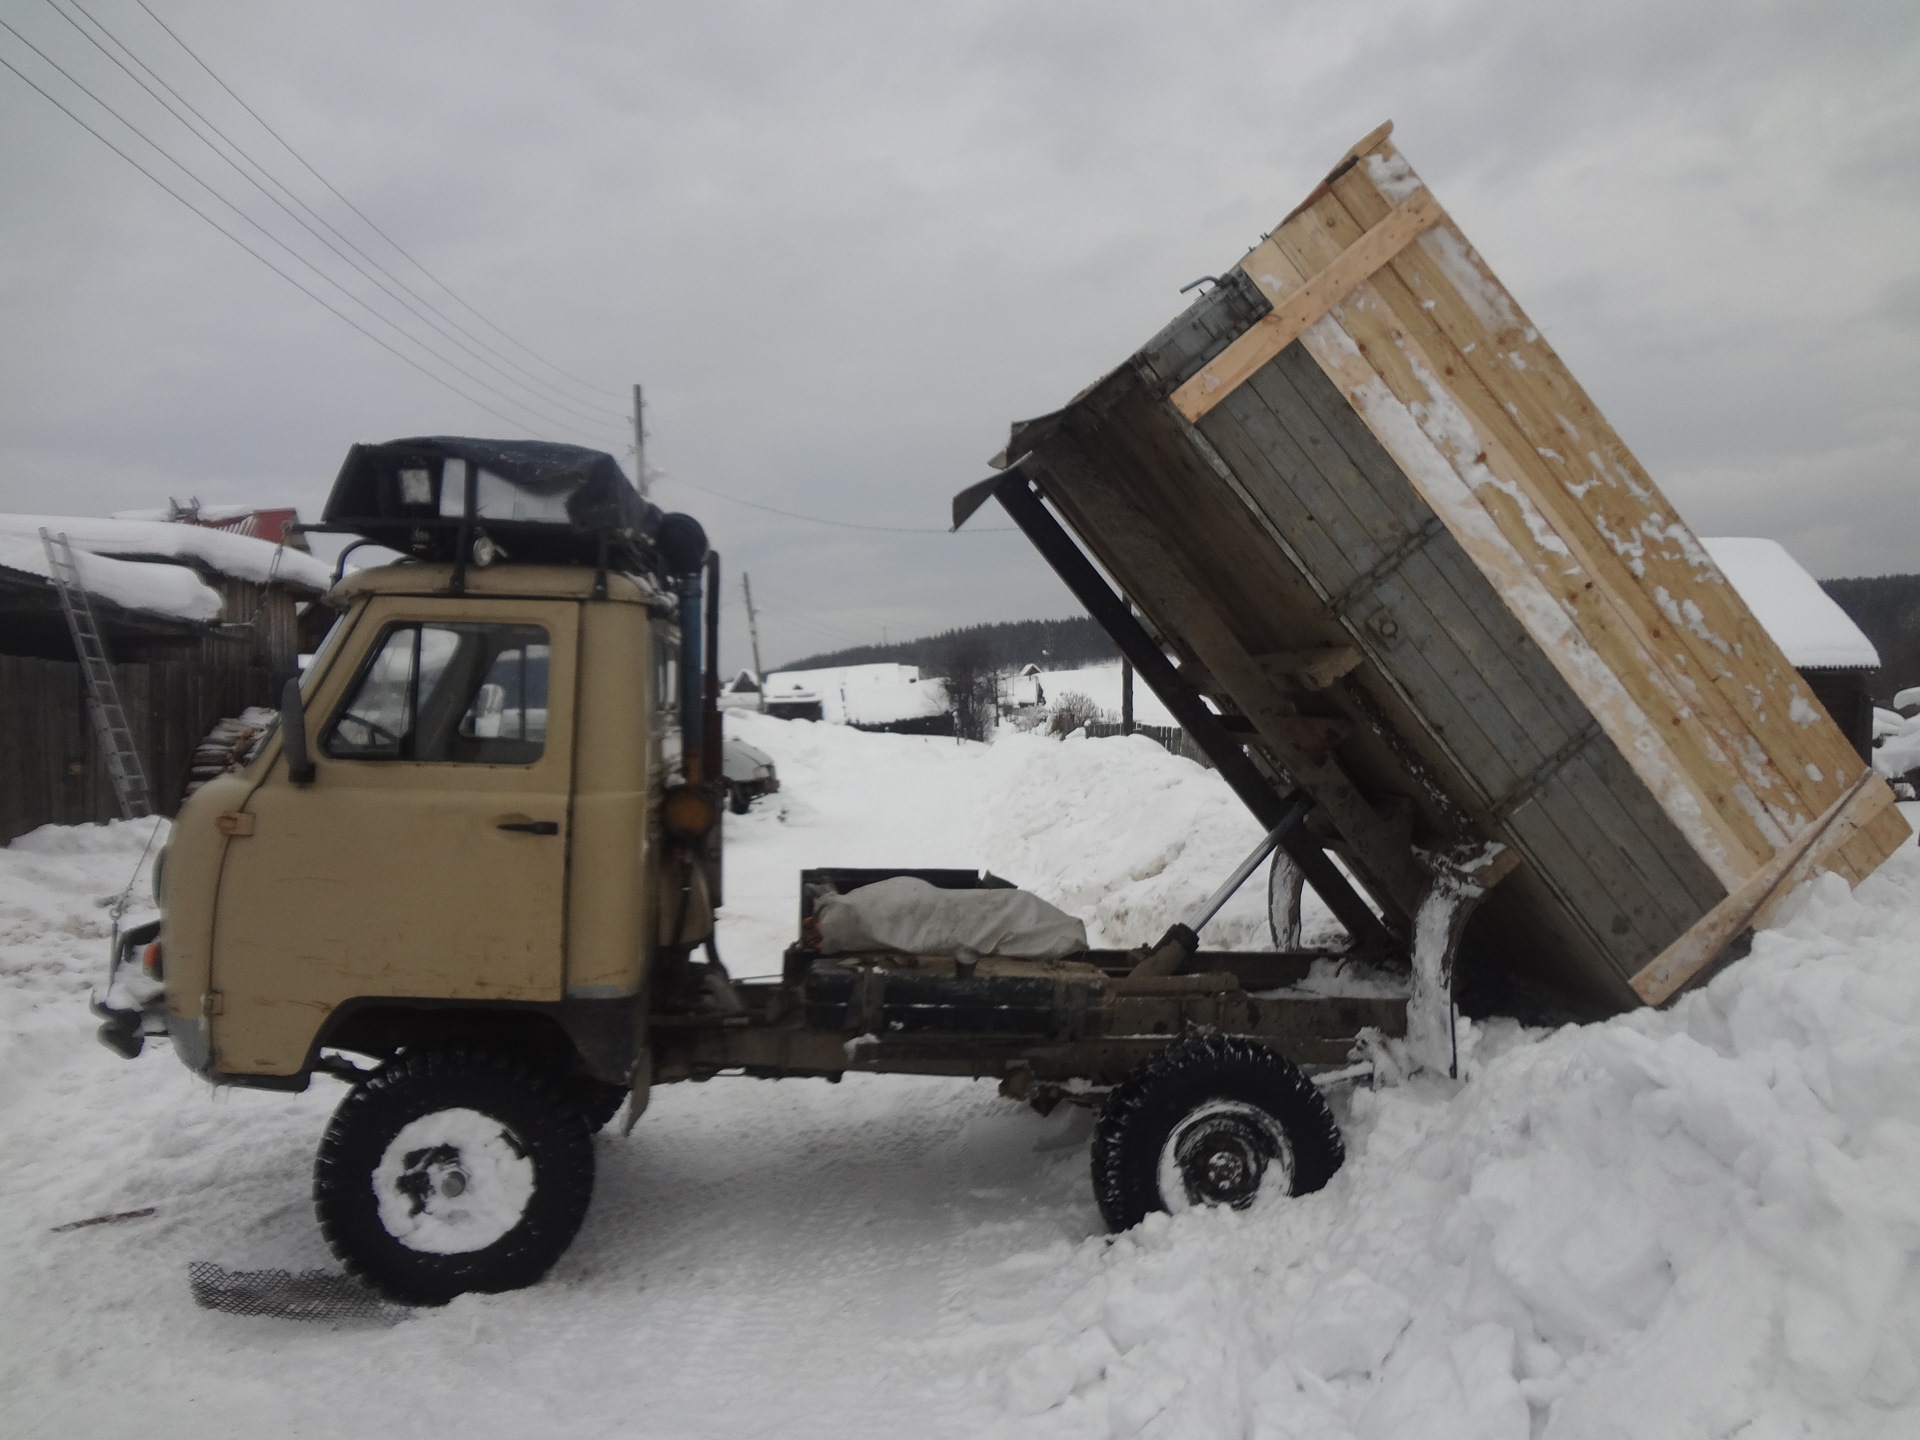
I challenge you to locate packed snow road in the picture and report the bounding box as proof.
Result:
[3,714,1918,1438]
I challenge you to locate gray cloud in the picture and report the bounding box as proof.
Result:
[3,0,1916,666]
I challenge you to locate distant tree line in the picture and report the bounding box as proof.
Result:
[780,615,1118,677]
[1822,575,1920,706]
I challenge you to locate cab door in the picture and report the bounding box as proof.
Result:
[210,597,579,1076]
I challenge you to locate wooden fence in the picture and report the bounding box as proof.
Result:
[1,655,285,844]
[1081,719,1216,769]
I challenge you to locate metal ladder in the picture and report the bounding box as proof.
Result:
[40,529,153,819]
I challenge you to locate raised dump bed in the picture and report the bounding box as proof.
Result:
[956,122,1911,1019]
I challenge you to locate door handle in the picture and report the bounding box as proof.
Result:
[497,820,559,835]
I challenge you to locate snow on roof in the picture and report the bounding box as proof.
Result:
[0,513,332,624]
[1700,538,1879,670]
[112,502,257,524]
[0,530,221,623]
[762,663,948,726]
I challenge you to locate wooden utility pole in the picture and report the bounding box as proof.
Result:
[742,572,766,709]
[1121,656,1134,735]
[632,383,647,495]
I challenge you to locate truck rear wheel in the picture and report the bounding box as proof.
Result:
[1090,1033,1343,1232]
[314,1050,595,1305]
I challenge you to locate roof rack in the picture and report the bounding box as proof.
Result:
[303,437,707,592]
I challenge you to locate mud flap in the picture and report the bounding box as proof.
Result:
[621,1042,652,1135]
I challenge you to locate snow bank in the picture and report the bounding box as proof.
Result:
[977,728,1339,950]
[1701,537,1879,671]
[963,843,1920,1439]
[6,716,1916,1439]
[1875,704,1920,782]
[718,711,1330,962]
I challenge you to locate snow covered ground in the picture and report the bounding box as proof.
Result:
[3,717,1918,1438]
[1022,663,1179,729]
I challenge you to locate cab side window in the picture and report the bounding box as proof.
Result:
[325,622,550,764]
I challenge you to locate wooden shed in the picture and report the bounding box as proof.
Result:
[0,514,333,842]
[957,123,1910,1019]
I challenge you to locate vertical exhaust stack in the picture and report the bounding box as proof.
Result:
[703,553,723,780]
[654,511,711,784]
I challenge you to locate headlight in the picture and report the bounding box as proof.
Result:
[661,784,718,841]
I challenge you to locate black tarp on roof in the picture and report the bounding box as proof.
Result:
[323,438,665,566]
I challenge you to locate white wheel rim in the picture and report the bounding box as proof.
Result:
[372,1108,536,1254]
[1156,1098,1294,1214]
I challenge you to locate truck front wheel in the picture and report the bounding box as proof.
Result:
[314,1050,596,1304]
[1090,1033,1343,1232]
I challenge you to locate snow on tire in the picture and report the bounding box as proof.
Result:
[1091,1033,1343,1232]
[314,1050,595,1305]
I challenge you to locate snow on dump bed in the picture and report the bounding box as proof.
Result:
[1701,537,1879,671]
[4,716,1918,1439]
[0,512,332,623]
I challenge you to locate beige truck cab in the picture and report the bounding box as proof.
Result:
[161,560,695,1086]
[96,437,1401,1306]
[99,439,728,1301]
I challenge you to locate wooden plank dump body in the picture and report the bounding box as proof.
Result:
[957,123,1910,1019]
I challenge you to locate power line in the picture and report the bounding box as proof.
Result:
[747,581,921,631]
[0,15,592,443]
[59,0,628,429]
[132,0,626,404]
[27,2,615,442]
[0,45,550,438]
[656,470,1013,534]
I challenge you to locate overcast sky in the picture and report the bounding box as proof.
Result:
[3,0,1916,668]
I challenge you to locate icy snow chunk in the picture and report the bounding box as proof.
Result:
[1355,1323,1528,1440]
[1363,150,1423,202]
[1281,1271,1413,1380]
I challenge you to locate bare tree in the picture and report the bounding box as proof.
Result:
[1048,691,1102,737]
[937,638,1000,742]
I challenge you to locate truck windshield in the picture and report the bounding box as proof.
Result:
[325,622,549,764]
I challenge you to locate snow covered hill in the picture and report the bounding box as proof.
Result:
[3,717,1917,1438]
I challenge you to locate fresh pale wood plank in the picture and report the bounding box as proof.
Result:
[1631,772,1895,1004]
[1171,189,1442,423]
[1322,148,1866,837]
[1230,199,1761,890]
[1262,169,1816,876]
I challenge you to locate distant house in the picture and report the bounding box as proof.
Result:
[1820,572,1920,709]
[0,511,333,842]
[1702,537,1879,760]
[718,668,764,712]
[759,662,952,734]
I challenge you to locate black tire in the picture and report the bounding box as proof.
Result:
[1091,1033,1343,1232]
[728,782,751,815]
[570,1078,627,1133]
[314,1050,596,1305]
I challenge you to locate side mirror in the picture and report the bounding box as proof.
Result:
[280,676,316,785]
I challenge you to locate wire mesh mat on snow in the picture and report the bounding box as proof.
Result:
[187,1261,408,1325]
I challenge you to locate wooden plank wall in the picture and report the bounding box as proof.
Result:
[1228,124,1907,893]
[0,655,283,844]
